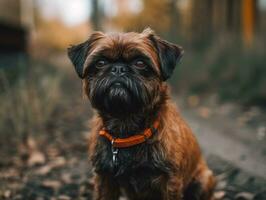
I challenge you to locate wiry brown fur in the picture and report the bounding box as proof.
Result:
[68,29,216,200]
[88,94,216,200]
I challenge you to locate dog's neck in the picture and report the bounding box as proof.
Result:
[99,107,160,138]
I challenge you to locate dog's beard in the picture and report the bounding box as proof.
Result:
[89,75,151,116]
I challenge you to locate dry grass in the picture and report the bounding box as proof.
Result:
[0,61,64,142]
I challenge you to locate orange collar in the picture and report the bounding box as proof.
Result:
[99,119,160,148]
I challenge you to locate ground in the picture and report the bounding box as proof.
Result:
[0,55,265,200]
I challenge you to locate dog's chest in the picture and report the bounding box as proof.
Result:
[118,168,165,200]
[92,138,170,191]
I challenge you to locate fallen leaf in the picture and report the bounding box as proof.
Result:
[58,195,71,200]
[0,168,19,179]
[257,126,266,140]
[27,137,37,149]
[50,156,66,168]
[88,177,95,190]
[214,191,226,199]
[27,151,46,166]
[47,146,60,158]
[36,197,45,200]
[42,180,61,190]
[79,185,86,195]
[3,190,11,198]
[188,95,199,107]
[61,173,72,184]
[35,165,52,175]
[216,180,227,190]
[198,107,211,119]
[235,192,254,200]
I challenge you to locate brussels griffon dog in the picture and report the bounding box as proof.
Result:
[67,28,215,200]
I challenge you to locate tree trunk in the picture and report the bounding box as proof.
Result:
[91,0,101,30]
[242,0,257,47]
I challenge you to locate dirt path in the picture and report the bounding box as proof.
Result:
[182,107,266,178]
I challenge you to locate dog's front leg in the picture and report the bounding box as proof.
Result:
[164,176,184,200]
[93,174,120,200]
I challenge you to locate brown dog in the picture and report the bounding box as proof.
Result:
[68,28,215,200]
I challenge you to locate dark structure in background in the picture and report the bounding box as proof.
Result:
[186,0,258,47]
[109,0,265,49]
[0,0,33,53]
[91,0,101,30]
[0,23,28,53]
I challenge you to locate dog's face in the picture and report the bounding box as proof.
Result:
[68,28,183,116]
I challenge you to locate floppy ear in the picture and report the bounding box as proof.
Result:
[67,32,104,78]
[155,38,184,81]
[67,40,89,78]
[144,28,184,81]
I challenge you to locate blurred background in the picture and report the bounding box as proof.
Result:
[0,0,266,199]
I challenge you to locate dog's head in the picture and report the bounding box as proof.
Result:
[68,28,183,116]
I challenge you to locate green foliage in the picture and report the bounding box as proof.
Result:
[171,35,266,106]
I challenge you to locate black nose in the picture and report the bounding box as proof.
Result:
[111,65,127,76]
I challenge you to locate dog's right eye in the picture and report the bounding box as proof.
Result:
[96,60,107,68]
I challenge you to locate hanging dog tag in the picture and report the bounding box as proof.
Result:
[111,140,119,166]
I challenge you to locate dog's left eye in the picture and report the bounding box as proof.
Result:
[134,60,146,68]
